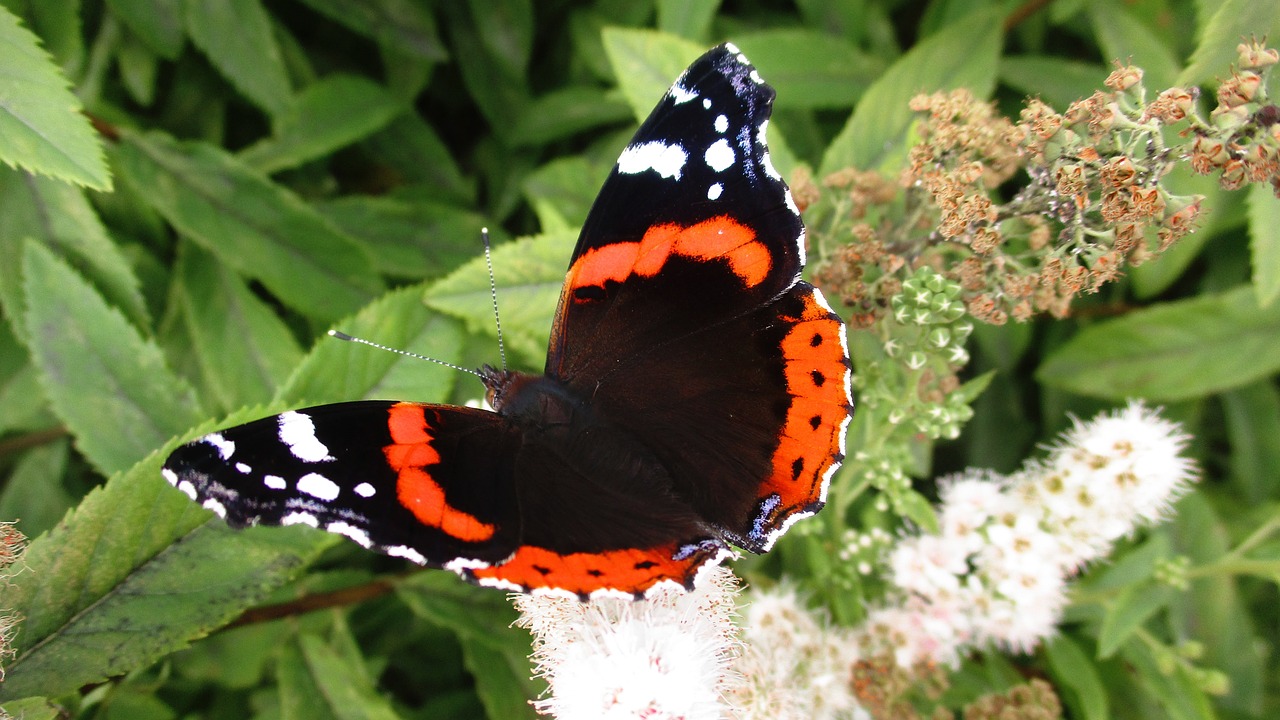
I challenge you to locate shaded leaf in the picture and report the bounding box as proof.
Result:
[0,4,110,189]
[112,130,383,323]
[1221,380,1280,502]
[294,0,446,61]
[183,0,292,117]
[316,196,494,279]
[733,30,883,109]
[1045,635,1109,720]
[460,637,538,720]
[522,155,612,232]
[276,634,402,720]
[0,438,73,540]
[424,231,576,366]
[656,0,719,41]
[0,166,150,337]
[278,284,466,407]
[0,697,60,720]
[602,28,706,120]
[819,7,1002,174]
[1097,583,1175,658]
[21,242,202,476]
[1089,0,1181,92]
[175,242,304,413]
[1000,56,1109,110]
[107,0,184,58]
[509,87,633,147]
[1178,0,1280,88]
[466,0,533,80]
[0,432,329,700]
[395,572,528,655]
[239,75,404,175]
[1247,182,1280,308]
[1036,286,1280,401]
[361,114,474,205]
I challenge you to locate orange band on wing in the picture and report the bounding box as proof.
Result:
[567,216,770,295]
[384,403,496,543]
[468,542,716,596]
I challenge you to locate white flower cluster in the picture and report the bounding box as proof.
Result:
[861,401,1196,666]
[514,567,741,720]
[728,586,863,720]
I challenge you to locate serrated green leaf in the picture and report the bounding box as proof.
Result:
[1088,0,1180,92]
[459,637,538,720]
[602,28,706,120]
[0,438,73,540]
[183,0,292,118]
[509,87,633,147]
[657,0,719,40]
[0,4,110,190]
[732,30,883,110]
[315,196,492,279]
[13,2,83,75]
[1097,582,1175,658]
[112,130,383,323]
[176,242,303,413]
[107,0,184,58]
[1037,286,1280,400]
[239,75,404,175]
[0,166,150,336]
[1221,380,1280,502]
[1045,635,1109,720]
[424,231,576,366]
[0,434,329,701]
[278,284,466,407]
[294,0,446,61]
[21,242,202,475]
[819,7,1002,175]
[1247,183,1280,308]
[1000,56,1109,110]
[1178,0,1280,88]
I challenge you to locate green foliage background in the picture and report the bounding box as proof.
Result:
[0,0,1277,718]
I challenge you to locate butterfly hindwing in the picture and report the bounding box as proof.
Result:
[162,402,522,568]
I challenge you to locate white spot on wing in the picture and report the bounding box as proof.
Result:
[714,114,729,133]
[202,498,227,519]
[264,475,286,490]
[704,138,735,172]
[327,521,373,548]
[724,42,741,54]
[203,433,235,460]
[444,557,490,571]
[618,141,688,179]
[235,462,251,474]
[161,468,178,485]
[278,411,335,463]
[282,511,319,528]
[669,82,697,104]
[750,69,763,84]
[474,575,524,592]
[707,183,723,200]
[387,545,428,565]
[177,481,197,500]
[531,586,579,600]
[353,482,376,498]
[702,98,711,109]
[297,472,340,501]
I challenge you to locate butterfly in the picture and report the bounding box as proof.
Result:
[163,43,853,600]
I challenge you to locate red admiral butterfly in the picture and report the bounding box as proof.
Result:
[163,44,853,600]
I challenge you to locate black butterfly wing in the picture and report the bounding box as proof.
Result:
[163,402,522,569]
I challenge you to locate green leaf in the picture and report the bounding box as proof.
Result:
[361,115,474,205]
[117,26,160,106]
[107,0,184,58]
[1119,637,1218,720]
[395,573,528,655]
[21,242,202,476]
[1000,56,1108,110]
[602,28,706,121]
[0,4,110,190]
[112,130,383,323]
[460,637,539,720]
[1036,286,1280,401]
[1221,380,1280,502]
[175,242,304,413]
[657,0,720,40]
[509,87,633,147]
[0,438,73,540]
[239,75,404,175]
[1097,582,1175,658]
[732,30,883,110]
[316,196,493,279]
[522,155,612,232]
[819,7,1003,175]
[0,437,329,701]
[1045,635,1109,720]
[424,231,576,366]
[183,0,292,118]
[1247,182,1280,308]
[443,3,529,134]
[294,0,447,61]
[1178,0,1280,88]
[0,166,151,337]
[0,697,60,720]
[1088,0,1181,93]
[278,284,466,407]
[276,634,403,720]
[14,2,83,75]
[466,0,533,80]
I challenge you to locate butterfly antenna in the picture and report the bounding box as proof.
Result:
[327,330,482,378]
[482,227,509,371]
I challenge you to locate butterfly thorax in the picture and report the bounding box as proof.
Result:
[481,365,579,429]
